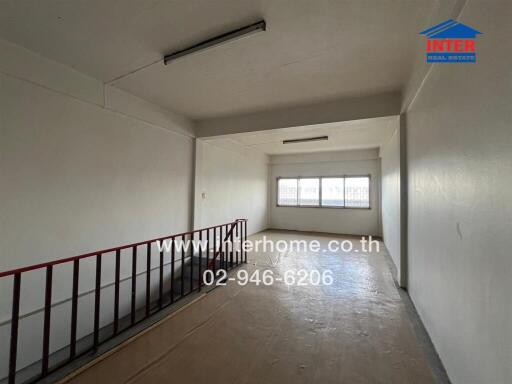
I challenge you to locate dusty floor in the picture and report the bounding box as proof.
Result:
[61,230,436,384]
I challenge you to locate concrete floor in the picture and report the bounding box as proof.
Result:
[60,230,439,384]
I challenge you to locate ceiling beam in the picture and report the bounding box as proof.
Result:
[195,91,401,138]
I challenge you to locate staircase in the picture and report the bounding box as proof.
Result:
[0,219,247,384]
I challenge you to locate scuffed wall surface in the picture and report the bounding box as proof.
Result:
[405,2,512,382]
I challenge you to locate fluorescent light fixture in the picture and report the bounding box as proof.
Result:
[283,136,329,144]
[164,20,266,64]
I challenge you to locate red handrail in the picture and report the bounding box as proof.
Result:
[2,218,248,384]
[207,220,241,271]
[0,219,248,278]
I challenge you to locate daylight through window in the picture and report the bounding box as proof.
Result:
[277,176,370,208]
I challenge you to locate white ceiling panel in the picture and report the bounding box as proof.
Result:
[206,116,398,155]
[0,1,434,119]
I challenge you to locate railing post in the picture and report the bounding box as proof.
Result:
[9,273,21,384]
[180,235,185,297]
[146,243,151,317]
[70,260,79,359]
[213,227,217,274]
[159,243,164,308]
[220,226,224,270]
[240,221,243,264]
[244,220,248,263]
[170,237,175,303]
[206,229,210,275]
[42,265,53,375]
[190,232,194,293]
[93,254,102,347]
[131,247,137,325]
[113,250,120,335]
[224,225,228,270]
[241,221,244,263]
[198,230,203,291]
[230,225,234,269]
[235,221,239,266]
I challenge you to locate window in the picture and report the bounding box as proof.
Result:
[298,178,319,206]
[321,177,344,207]
[345,177,370,208]
[277,178,298,206]
[277,176,370,209]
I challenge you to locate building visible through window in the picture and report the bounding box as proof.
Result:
[277,178,298,206]
[298,178,319,206]
[277,176,370,208]
[345,177,370,208]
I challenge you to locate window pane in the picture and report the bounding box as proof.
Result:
[278,178,298,206]
[321,178,344,207]
[345,177,370,208]
[298,178,320,206]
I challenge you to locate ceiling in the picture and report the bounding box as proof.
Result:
[205,116,398,155]
[0,0,434,120]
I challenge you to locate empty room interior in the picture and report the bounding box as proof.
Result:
[0,1,510,383]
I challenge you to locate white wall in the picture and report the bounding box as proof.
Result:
[194,139,269,235]
[404,2,512,383]
[269,149,381,236]
[0,39,195,377]
[380,126,401,280]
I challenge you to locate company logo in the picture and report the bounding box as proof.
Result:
[420,19,482,63]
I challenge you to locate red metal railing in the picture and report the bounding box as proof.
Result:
[0,219,247,384]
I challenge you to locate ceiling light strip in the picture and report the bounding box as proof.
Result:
[283,136,329,144]
[164,20,266,64]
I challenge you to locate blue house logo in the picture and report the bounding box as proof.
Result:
[420,19,482,63]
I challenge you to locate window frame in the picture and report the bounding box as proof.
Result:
[343,175,371,209]
[320,176,345,208]
[297,177,321,207]
[276,175,371,210]
[276,177,298,206]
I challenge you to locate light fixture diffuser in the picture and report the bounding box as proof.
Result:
[283,136,329,144]
[164,20,266,64]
